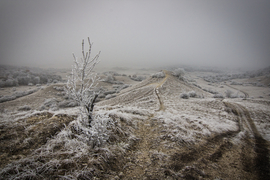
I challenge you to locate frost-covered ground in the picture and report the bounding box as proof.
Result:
[0,67,270,179]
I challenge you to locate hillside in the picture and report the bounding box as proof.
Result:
[0,69,269,179]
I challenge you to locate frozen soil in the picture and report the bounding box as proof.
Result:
[0,70,270,179]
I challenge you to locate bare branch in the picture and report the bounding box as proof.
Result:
[66,37,101,126]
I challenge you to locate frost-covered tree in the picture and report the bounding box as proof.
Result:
[65,37,101,125]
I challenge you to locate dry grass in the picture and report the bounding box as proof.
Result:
[1,69,269,179]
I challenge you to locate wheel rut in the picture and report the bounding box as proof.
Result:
[123,115,162,179]
[224,101,270,179]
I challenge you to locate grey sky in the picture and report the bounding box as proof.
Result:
[0,0,269,70]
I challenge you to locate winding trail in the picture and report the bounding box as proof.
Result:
[154,70,169,111]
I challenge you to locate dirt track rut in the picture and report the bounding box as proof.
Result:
[123,72,169,178]
[224,101,270,179]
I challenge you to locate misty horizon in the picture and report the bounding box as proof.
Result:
[1,0,270,71]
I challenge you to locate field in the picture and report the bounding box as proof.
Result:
[0,66,270,179]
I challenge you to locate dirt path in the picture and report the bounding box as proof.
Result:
[154,71,169,111]
[123,115,162,179]
[122,72,169,179]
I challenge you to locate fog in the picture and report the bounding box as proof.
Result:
[0,0,270,70]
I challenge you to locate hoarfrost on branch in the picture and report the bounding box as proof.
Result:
[65,37,101,125]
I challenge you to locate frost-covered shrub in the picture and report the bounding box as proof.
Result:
[0,65,62,87]
[0,89,39,103]
[151,71,165,78]
[225,90,239,98]
[180,93,189,99]
[43,98,58,107]
[0,78,18,87]
[172,68,185,79]
[102,74,124,84]
[58,100,79,108]
[18,105,31,111]
[213,94,224,98]
[33,76,40,85]
[53,86,64,91]
[56,92,65,96]
[230,81,243,85]
[188,91,197,98]
[103,71,121,76]
[16,76,30,85]
[0,111,128,179]
[225,89,233,98]
[103,74,115,83]
[203,88,218,94]
[0,95,16,103]
[130,75,146,81]
[40,98,59,110]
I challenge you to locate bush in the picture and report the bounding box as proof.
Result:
[0,65,62,87]
[225,89,239,98]
[173,68,185,79]
[0,95,16,103]
[18,105,31,111]
[103,74,115,83]
[40,98,59,111]
[130,75,146,81]
[188,91,197,97]
[58,100,79,108]
[0,89,39,103]
[151,71,165,78]
[225,89,233,98]
[230,81,243,85]
[102,75,124,84]
[203,88,218,94]
[53,86,65,91]
[180,93,189,99]
[0,79,18,87]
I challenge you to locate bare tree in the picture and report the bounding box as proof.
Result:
[66,37,101,125]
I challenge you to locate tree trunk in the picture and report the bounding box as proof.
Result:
[86,94,99,126]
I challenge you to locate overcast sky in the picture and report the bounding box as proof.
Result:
[0,0,270,70]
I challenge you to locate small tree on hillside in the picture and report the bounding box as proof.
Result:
[66,37,101,126]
